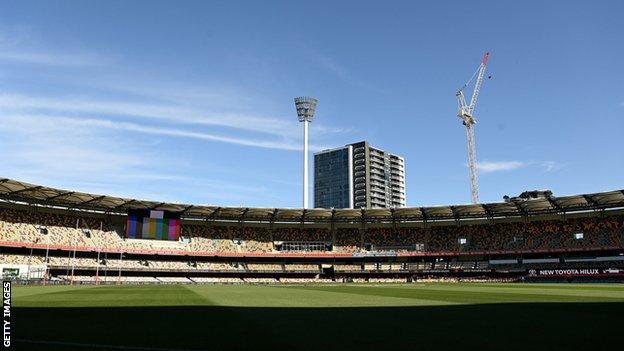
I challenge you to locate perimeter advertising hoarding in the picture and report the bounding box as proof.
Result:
[528,268,622,276]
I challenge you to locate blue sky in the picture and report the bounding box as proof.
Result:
[0,0,622,208]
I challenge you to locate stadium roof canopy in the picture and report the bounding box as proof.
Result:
[0,178,623,223]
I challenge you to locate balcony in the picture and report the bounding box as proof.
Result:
[370,167,385,175]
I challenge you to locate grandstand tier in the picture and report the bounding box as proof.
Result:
[1,178,623,283]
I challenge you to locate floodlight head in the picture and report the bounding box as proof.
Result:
[294,96,318,122]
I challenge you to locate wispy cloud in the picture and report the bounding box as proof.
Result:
[540,161,563,172]
[2,114,328,152]
[0,25,113,67]
[314,53,352,83]
[0,26,349,152]
[0,93,346,142]
[474,160,563,174]
[305,48,383,93]
[0,115,139,171]
[476,161,525,173]
[0,93,292,137]
[0,50,113,67]
[0,114,284,204]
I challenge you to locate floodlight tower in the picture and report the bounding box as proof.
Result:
[294,96,318,209]
[456,52,490,204]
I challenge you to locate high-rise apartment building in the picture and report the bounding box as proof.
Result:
[314,141,406,209]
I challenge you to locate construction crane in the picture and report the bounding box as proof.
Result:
[456,52,490,204]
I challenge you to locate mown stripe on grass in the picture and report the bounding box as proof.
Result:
[12,284,98,299]
[292,284,624,304]
[14,284,209,308]
[187,284,454,307]
[403,283,624,300]
[280,284,460,306]
[467,282,624,293]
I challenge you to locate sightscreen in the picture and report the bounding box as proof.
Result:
[126,209,181,240]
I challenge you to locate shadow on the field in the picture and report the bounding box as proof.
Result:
[13,302,624,351]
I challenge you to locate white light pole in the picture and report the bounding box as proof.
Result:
[26,238,38,283]
[294,97,318,209]
[95,248,101,285]
[44,235,50,285]
[95,221,102,285]
[71,219,78,285]
[118,252,123,285]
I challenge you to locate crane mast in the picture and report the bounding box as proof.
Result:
[456,52,490,204]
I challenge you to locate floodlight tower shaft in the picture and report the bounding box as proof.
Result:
[303,120,309,209]
[294,97,318,209]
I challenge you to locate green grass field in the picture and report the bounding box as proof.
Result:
[12,283,624,351]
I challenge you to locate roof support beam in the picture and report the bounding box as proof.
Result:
[482,204,494,219]
[450,206,460,222]
[513,202,528,217]
[546,197,564,213]
[239,208,249,222]
[180,205,194,215]
[210,207,222,221]
[360,208,367,223]
[359,208,366,232]
[113,199,138,210]
[583,195,599,207]
[269,209,279,231]
[420,207,428,225]
[77,195,107,207]
[8,185,43,196]
[300,209,307,224]
[46,191,75,202]
[150,202,166,210]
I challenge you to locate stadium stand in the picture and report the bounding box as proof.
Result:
[1,178,623,283]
